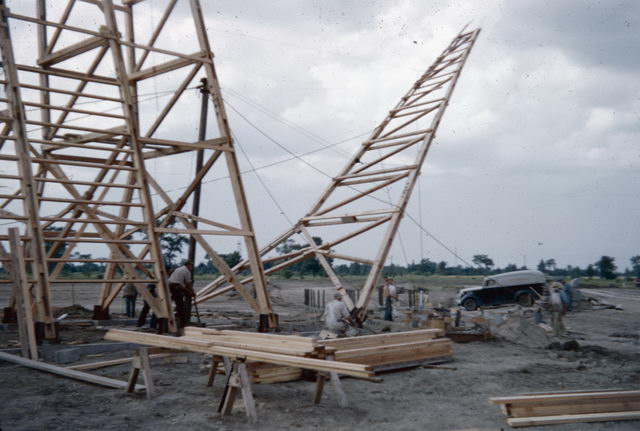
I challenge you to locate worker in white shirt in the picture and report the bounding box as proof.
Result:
[547,281,566,337]
[383,277,398,321]
[167,260,195,329]
[322,293,353,335]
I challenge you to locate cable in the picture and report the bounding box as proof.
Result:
[222,87,353,159]
[232,130,294,226]
[224,98,470,267]
[404,212,474,268]
[156,129,370,196]
[225,100,336,180]
[22,87,196,112]
[210,28,422,73]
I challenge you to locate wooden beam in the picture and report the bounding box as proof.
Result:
[104,329,373,378]
[507,412,640,428]
[8,228,38,360]
[128,53,199,81]
[67,353,173,370]
[38,36,106,66]
[0,351,146,392]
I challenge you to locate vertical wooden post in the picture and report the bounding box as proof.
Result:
[0,3,57,339]
[187,78,209,267]
[8,228,38,360]
[188,0,275,327]
[101,0,176,332]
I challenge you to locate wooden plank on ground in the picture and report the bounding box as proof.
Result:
[508,399,640,418]
[490,390,640,405]
[506,411,640,427]
[67,353,173,371]
[0,351,145,392]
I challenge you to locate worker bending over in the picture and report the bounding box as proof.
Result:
[168,260,195,329]
[322,293,353,336]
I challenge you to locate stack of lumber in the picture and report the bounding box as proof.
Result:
[104,328,453,382]
[490,389,640,427]
[320,329,453,369]
[104,328,372,379]
[244,363,303,384]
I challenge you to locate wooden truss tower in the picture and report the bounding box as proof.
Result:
[0,0,274,338]
[197,28,481,321]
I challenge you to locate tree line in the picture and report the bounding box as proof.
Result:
[4,227,638,281]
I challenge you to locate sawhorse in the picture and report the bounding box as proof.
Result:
[208,354,349,423]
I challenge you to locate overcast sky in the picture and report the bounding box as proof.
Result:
[197,0,640,271]
[5,0,640,272]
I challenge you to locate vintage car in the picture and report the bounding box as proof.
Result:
[457,270,547,311]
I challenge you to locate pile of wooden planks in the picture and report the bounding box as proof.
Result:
[244,363,303,384]
[491,389,640,427]
[104,328,372,379]
[320,328,453,369]
[104,328,453,382]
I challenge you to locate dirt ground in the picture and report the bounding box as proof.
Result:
[1,278,639,430]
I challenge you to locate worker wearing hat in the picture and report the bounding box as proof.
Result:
[322,293,353,335]
[548,281,567,337]
[168,260,195,329]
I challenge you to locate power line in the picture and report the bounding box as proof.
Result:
[156,129,370,197]
[210,27,423,73]
[226,99,472,267]
[222,87,353,159]
[232,130,294,226]
[225,100,337,180]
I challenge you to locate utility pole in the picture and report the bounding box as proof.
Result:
[187,78,208,268]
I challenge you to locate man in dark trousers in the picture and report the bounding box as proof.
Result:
[136,283,158,329]
[167,260,195,329]
[122,283,137,318]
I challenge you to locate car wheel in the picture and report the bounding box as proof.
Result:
[462,297,478,311]
[517,292,533,307]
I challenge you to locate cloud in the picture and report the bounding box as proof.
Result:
[2,0,639,270]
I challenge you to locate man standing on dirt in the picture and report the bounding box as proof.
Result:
[123,283,137,318]
[548,281,567,336]
[383,277,398,321]
[168,260,195,329]
[322,293,352,335]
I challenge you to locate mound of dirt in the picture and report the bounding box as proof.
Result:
[53,304,93,319]
[492,315,551,348]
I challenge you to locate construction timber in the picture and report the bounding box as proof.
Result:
[196,27,481,321]
[0,0,274,337]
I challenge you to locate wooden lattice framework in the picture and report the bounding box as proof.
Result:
[0,0,275,337]
[196,28,481,321]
